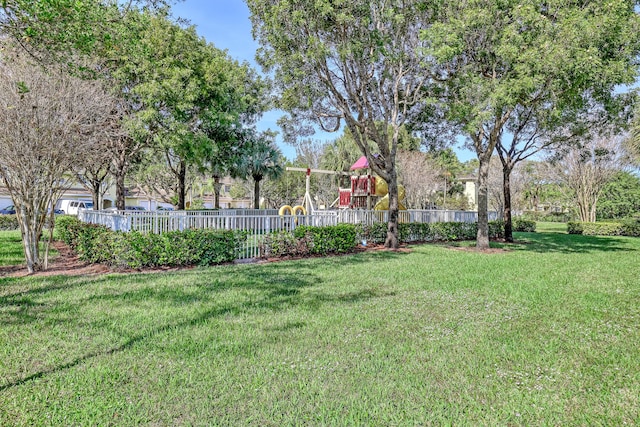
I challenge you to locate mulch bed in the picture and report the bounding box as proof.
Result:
[1,239,519,278]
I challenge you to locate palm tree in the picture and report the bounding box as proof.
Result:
[234,131,284,208]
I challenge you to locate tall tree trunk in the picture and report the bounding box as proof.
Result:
[385,169,400,249]
[18,208,41,273]
[502,164,514,242]
[213,175,221,209]
[177,159,187,210]
[91,179,100,210]
[476,153,491,250]
[253,176,261,209]
[115,165,126,211]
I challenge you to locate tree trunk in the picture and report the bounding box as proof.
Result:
[91,179,101,210]
[385,169,400,249]
[115,167,126,211]
[502,164,514,242]
[476,154,491,250]
[18,209,41,273]
[177,159,187,210]
[213,175,222,209]
[253,176,261,209]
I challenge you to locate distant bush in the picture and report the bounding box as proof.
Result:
[567,221,640,237]
[356,220,504,244]
[0,214,19,230]
[513,218,536,232]
[521,212,573,222]
[621,218,640,237]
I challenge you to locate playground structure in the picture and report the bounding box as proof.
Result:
[282,156,406,215]
[337,156,406,211]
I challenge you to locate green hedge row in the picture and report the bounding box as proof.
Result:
[260,224,358,258]
[56,217,246,268]
[513,218,536,232]
[356,220,506,244]
[259,221,507,258]
[0,214,19,230]
[294,224,357,255]
[567,219,640,237]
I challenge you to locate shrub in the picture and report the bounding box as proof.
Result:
[57,220,246,268]
[54,215,83,246]
[294,224,357,255]
[356,222,388,244]
[260,231,312,258]
[513,218,536,232]
[567,221,584,235]
[488,220,505,239]
[0,214,19,230]
[621,218,640,237]
[355,221,504,245]
[567,221,630,236]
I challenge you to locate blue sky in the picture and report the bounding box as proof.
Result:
[170,0,475,162]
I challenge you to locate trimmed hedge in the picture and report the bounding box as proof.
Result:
[357,220,505,244]
[568,219,640,237]
[0,214,19,230]
[294,224,357,255]
[513,218,536,232]
[55,218,246,268]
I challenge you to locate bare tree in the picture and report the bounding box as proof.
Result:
[396,151,441,209]
[0,47,118,272]
[554,136,627,222]
[75,131,117,210]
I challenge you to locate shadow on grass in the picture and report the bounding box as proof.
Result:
[0,251,401,391]
[511,231,637,254]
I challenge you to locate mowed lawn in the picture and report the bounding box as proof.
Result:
[1,224,639,425]
[0,230,58,267]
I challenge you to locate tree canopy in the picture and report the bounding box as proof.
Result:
[423,0,640,248]
[247,0,432,247]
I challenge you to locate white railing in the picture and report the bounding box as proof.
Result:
[78,209,497,260]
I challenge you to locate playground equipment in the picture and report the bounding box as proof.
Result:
[338,156,407,211]
[282,167,350,214]
[280,157,407,215]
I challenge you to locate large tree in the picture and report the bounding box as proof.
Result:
[424,0,640,248]
[246,0,432,248]
[0,0,170,61]
[233,131,285,209]
[554,136,627,222]
[597,171,640,220]
[0,47,118,272]
[101,10,267,210]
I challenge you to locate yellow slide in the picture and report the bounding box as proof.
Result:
[373,180,407,211]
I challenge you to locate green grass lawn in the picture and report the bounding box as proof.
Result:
[0,230,58,267]
[1,229,639,425]
[0,230,26,266]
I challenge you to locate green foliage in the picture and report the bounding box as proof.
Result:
[513,218,536,233]
[54,215,84,246]
[57,221,245,268]
[356,220,505,244]
[294,224,357,255]
[597,171,640,220]
[259,231,312,258]
[521,211,573,223]
[621,218,640,237]
[567,221,640,237]
[0,215,19,231]
[567,222,584,235]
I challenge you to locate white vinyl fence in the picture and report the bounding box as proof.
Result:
[78,209,498,260]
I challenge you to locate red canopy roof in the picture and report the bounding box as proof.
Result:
[349,155,369,171]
